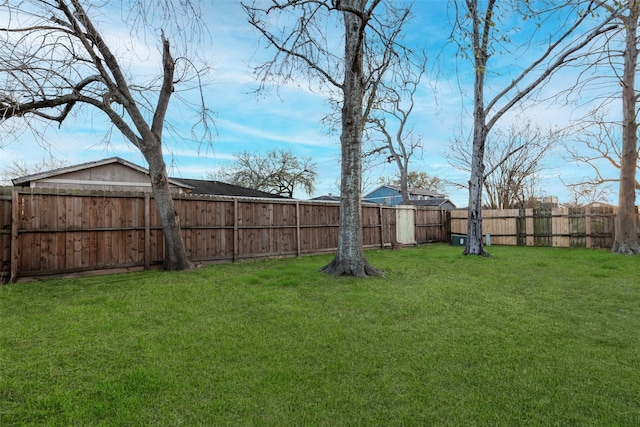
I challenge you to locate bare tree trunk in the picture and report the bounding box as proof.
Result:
[127,34,193,271]
[144,146,193,270]
[466,125,490,256]
[399,166,410,204]
[321,0,381,277]
[0,2,197,271]
[612,1,640,254]
[451,0,616,256]
[464,0,492,257]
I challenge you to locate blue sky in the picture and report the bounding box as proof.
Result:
[0,0,623,207]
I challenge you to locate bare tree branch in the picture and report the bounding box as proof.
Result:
[213,148,318,198]
[0,0,213,270]
[449,0,620,255]
[447,120,563,209]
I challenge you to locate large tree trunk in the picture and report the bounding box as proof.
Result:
[399,165,410,204]
[464,0,491,257]
[144,146,194,270]
[139,36,193,270]
[465,125,490,256]
[612,2,640,254]
[320,0,381,277]
[0,1,196,271]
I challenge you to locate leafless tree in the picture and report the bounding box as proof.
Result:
[598,1,639,254]
[321,15,426,205]
[243,0,414,277]
[448,121,561,209]
[450,0,618,256]
[565,183,614,207]
[365,54,427,203]
[212,148,317,198]
[0,0,214,270]
[0,157,69,186]
[561,1,640,253]
[378,171,445,194]
[563,109,640,195]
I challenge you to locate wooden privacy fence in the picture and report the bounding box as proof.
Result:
[450,206,624,248]
[0,187,447,282]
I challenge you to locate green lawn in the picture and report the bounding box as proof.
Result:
[1,244,640,426]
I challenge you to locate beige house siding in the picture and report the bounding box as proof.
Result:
[12,157,190,194]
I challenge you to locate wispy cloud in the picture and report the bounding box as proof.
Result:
[0,1,626,205]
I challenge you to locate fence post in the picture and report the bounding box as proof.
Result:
[416,207,421,244]
[379,206,385,248]
[585,206,592,249]
[233,199,238,262]
[295,202,301,256]
[10,189,19,283]
[445,210,452,244]
[144,193,150,269]
[517,209,526,246]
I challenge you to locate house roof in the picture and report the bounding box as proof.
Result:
[173,178,289,199]
[11,156,192,189]
[309,195,341,202]
[11,157,288,199]
[364,184,446,199]
[401,198,457,209]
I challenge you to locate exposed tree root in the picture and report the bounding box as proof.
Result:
[319,258,384,278]
[462,247,492,257]
[611,240,640,255]
[162,259,196,271]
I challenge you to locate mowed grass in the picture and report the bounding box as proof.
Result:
[1,244,640,426]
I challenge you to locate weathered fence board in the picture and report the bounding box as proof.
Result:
[568,207,586,248]
[1,188,448,282]
[4,187,637,283]
[451,207,634,249]
[415,208,447,243]
[534,209,552,247]
[1,189,12,279]
[590,206,616,248]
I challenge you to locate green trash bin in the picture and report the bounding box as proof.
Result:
[451,234,467,246]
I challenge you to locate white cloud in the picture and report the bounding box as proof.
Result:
[0,1,629,206]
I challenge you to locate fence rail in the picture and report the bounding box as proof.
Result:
[0,187,447,282]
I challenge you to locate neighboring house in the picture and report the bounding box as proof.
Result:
[402,198,457,211]
[12,157,192,194]
[363,184,448,207]
[11,157,289,199]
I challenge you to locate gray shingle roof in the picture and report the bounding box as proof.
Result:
[173,178,289,199]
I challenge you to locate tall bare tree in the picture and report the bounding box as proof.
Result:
[243,0,414,277]
[563,1,640,253]
[0,1,213,270]
[606,0,640,253]
[366,54,427,203]
[448,121,561,209]
[451,0,617,256]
